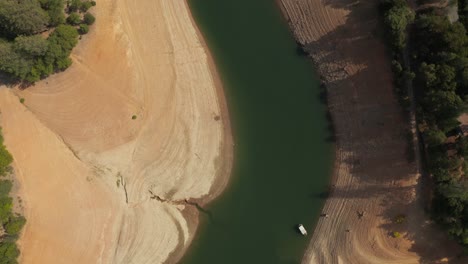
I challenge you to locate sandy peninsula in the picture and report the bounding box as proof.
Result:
[279,0,466,263]
[0,0,232,263]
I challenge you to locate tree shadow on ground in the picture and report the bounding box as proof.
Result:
[283,0,467,262]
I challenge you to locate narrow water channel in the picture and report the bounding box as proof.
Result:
[182,0,333,263]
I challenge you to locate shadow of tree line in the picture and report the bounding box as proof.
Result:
[285,0,467,262]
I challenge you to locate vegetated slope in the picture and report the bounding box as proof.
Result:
[0,128,25,264]
[411,4,468,251]
[0,0,231,263]
[279,0,465,263]
[383,0,468,253]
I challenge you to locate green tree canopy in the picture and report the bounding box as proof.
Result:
[0,0,49,38]
[0,241,19,264]
[382,0,415,50]
[83,13,95,25]
[4,216,26,236]
[0,196,12,225]
[0,0,95,82]
[0,181,12,198]
[39,0,66,26]
[424,128,447,147]
[44,25,78,70]
[66,12,81,26]
[78,24,89,35]
[13,35,48,57]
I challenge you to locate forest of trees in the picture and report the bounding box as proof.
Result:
[0,0,96,83]
[0,130,24,264]
[381,0,415,108]
[415,11,468,246]
[382,0,468,248]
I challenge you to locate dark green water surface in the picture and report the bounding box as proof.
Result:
[182,0,333,263]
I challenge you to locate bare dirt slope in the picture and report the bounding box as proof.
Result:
[279,0,465,263]
[0,0,231,263]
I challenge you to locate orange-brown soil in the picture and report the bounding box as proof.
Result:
[0,0,232,263]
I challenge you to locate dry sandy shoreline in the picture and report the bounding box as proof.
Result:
[279,0,466,263]
[0,0,232,263]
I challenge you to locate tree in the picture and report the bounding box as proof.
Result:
[0,180,12,198]
[442,22,468,56]
[382,0,415,50]
[0,0,49,38]
[78,24,89,35]
[0,0,94,82]
[0,241,19,264]
[0,196,12,225]
[83,13,95,25]
[13,35,48,57]
[69,0,81,12]
[0,145,13,174]
[457,136,468,159]
[419,62,437,89]
[44,25,78,70]
[80,1,93,12]
[39,0,66,26]
[424,128,447,147]
[460,0,468,29]
[0,132,23,264]
[0,42,36,82]
[4,216,26,236]
[66,12,81,26]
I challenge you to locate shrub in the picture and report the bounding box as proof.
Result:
[19,98,25,104]
[392,231,401,238]
[83,13,95,25]
[78,24,89,35]
[132,115,137,120]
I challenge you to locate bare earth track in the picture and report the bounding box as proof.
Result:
[0,0,232,263]
[279,0,467,263]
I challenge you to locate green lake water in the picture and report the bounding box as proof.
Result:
[182,0,333,263]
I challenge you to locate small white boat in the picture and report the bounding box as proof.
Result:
[298,224,307,236]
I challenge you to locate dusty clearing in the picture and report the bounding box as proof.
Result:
[0,0,231,263]
[280,0,466,263]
